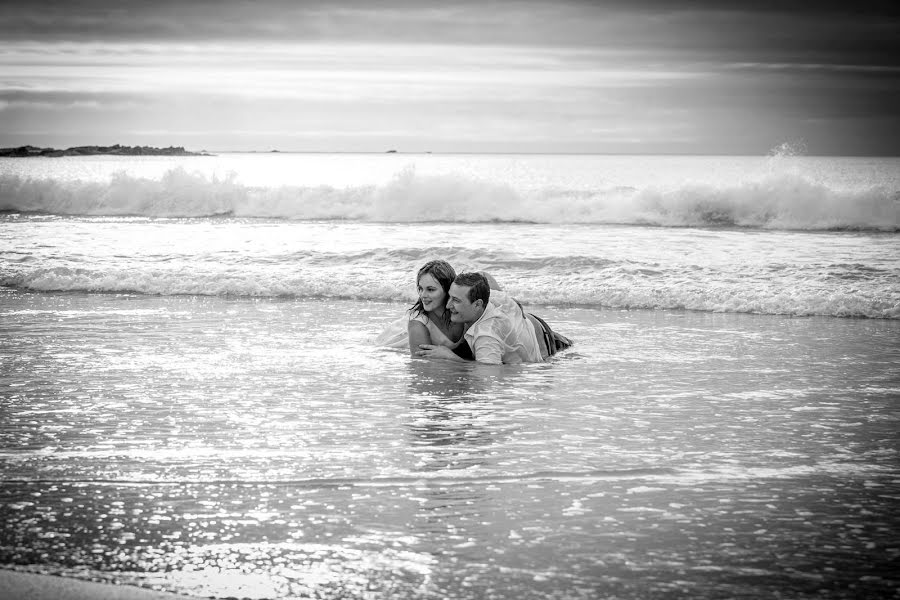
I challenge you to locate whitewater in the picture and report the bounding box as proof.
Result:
[1,152,899,600]
[1,153,899,319]
[1,153,898,229]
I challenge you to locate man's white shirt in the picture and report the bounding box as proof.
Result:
[463,290,543,364]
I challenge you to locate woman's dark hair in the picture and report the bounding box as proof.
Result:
[409,260,457,324]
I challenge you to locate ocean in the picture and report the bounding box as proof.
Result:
[1,152,898,599]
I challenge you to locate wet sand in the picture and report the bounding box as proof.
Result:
[0,569,195,600]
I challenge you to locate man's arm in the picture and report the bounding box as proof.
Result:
[416,338,502,364]
[415,344,469,361]
[471,335,503,365]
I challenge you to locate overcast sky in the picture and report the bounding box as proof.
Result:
[1,0,898,154]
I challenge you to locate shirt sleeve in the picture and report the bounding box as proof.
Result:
[489,290,525,320]
[472,334,503,364]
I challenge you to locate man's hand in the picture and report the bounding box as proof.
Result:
[416,344,462,361]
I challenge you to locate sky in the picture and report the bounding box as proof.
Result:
[1,0,898,155]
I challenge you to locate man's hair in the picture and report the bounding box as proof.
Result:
[454,272,491,305]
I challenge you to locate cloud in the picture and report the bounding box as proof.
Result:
[2,1,899,154]
[0,41,709,103]
[5,1,896,63]
[0,1,598,45]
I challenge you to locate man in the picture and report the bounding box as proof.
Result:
[416,272,544,364]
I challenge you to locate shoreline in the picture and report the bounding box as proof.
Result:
[0,569,197,600]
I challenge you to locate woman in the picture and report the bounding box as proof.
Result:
[406,260,469,357]
[374,260,472,357]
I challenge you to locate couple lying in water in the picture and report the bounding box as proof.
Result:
[376,260,572,364]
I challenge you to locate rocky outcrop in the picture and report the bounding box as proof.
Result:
[0,144,212,157]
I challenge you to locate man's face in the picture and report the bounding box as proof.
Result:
[447,283,483,324]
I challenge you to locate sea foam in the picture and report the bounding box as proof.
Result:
[1,166,897,231]
[5,256,898,319]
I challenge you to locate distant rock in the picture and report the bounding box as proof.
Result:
[0,145,48,157]
[0,144,213,157]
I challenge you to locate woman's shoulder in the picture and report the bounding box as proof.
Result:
[408,311,429,325]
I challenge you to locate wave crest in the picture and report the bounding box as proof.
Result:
[4,257,898,319]
[1,166,897,230]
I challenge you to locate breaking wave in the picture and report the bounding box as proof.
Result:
[1,166,897,231]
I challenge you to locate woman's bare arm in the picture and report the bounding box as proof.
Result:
[407,320,432,357]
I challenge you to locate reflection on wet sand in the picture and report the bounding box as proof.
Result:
[402,360,519,558]
[402,359,559,474]
[405,358,501,399]
[404,360,512,470]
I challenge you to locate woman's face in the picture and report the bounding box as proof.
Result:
[417,273,447,313]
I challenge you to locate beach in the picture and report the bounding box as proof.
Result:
[0,569,193,600]
[1,153,899,599]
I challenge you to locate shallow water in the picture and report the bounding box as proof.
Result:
[2,290,898,598]
[2,152,898,597]
[3,216,898,318]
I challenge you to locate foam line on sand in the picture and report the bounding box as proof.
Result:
[0,570,195,600]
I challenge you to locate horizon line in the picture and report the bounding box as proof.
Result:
[2,143,898,159]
